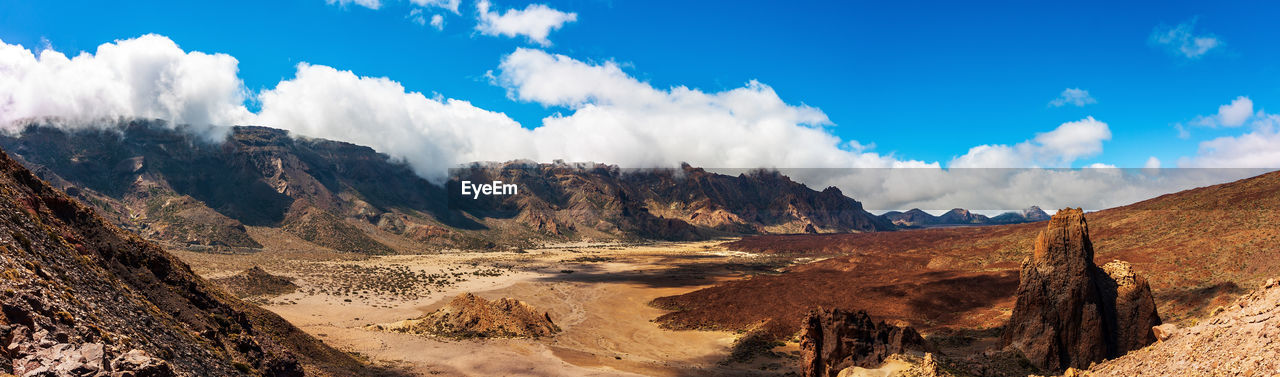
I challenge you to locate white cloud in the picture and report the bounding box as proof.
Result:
[411,0,460,13]
[1192,96,1253,127]
[492,48,933,170]
[948,145,1023,169]
[1049,88,1096,107]
[407,8,427,26]
[326,0,382,10]
[405,8,444,29]
[328,0,458,16]
[1150,18,1222,59]
[0,34,251,140]
[1218,97,1255,126]
[254,63,534,181]
[1176,97,1280,168]
[949,117,1111,168]
[1181,111,1280,168]
[488,49,1249,212]
[1175,123,1191,139]
[1144,156,1161,169]
[475,1,577,46]
[1034,117,1112,161]
[253,48,936,184]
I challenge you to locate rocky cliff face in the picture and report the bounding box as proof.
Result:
[1001,208,1160,371]
[454,162,893,240]
[0,146,370,376]
[2,121,893,250]
[800,308,931,377]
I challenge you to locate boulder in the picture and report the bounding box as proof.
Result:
[110,349,175,377]
[801,308,931,377]
[1151,323,1178,342]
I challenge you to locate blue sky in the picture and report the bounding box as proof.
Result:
[4,0,1276,168]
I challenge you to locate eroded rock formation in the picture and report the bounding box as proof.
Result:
[1001,208,1160,371]
[1099,260,1160,354]
[801,308,931,377]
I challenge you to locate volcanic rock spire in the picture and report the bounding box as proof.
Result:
[1001,208,1160,371]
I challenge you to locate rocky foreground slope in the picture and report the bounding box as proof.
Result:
[2,120,891,252]
[1086,278,1280,376]
[0,147,377,376]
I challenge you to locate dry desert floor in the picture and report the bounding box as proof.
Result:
[173,240,804,377]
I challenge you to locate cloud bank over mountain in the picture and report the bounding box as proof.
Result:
[0,34,250,141]
[0,34,1275,211]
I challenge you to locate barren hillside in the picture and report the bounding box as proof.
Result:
[655,170,1280,338]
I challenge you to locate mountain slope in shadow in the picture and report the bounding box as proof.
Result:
[0,145,393,376]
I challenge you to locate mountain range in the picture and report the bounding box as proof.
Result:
[880,207,1050,228]
[0,120,911,252]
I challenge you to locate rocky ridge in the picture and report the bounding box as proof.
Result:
[2,120,893,251]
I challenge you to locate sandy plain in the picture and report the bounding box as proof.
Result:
[173,239,801,377]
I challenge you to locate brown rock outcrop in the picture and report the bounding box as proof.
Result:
[371,293,560,339]
[1001,208,1161,371]
[801,308,932,377]
[1099,260,1160,354]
